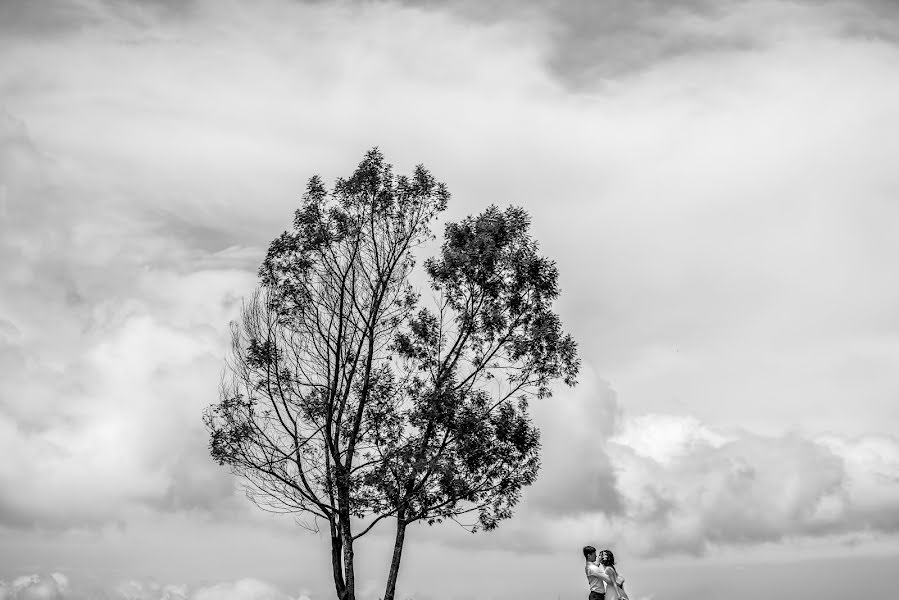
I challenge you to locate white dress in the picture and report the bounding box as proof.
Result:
[603,566,625,600]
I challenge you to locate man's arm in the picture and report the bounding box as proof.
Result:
[586,564,614,585]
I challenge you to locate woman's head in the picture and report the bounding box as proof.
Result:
[599,549,615,566]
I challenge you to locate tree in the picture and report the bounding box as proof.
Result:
[204,149,579,600]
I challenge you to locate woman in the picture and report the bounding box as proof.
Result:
[598,550,628,600]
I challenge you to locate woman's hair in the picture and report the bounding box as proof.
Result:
[599,549,615,566]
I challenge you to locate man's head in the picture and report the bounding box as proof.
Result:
[582,545,597,562]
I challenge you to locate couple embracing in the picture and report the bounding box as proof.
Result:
[583,546,628,600]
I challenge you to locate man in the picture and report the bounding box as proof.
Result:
[583,545,615,600]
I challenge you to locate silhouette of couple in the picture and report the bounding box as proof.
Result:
[583,546,628,600]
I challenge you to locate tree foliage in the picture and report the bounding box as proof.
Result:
[204,149,578,600]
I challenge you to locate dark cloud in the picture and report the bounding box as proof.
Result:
[0,0,196,38]
[825,0,899,45]
[146,440,243,515]
[358,0,746,85]
[527,376,623,517]
[381,0,899,86]
[6,0,899,88]
[0,0,100,37]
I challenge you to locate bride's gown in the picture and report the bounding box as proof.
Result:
[603,567,625,600]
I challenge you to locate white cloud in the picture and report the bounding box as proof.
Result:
[0,111,252,528]
[0,574,309,600]
[610,413,730,465]
[114,579,189,600]
[191,579,304,600]
[0,573,69,600]
[816,434,899,531]
[607,420,846,554]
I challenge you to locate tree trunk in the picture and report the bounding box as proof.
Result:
[339,512,356,600]
[336,476,356,600]
[383,516,408,600]
[329,518,347,600]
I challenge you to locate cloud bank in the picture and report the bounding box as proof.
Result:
[457,373,899,558]
[607,416,899,555]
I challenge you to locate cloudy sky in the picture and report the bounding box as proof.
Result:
[2,0,899,598]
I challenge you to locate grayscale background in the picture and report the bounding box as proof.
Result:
[2,1,898,599]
